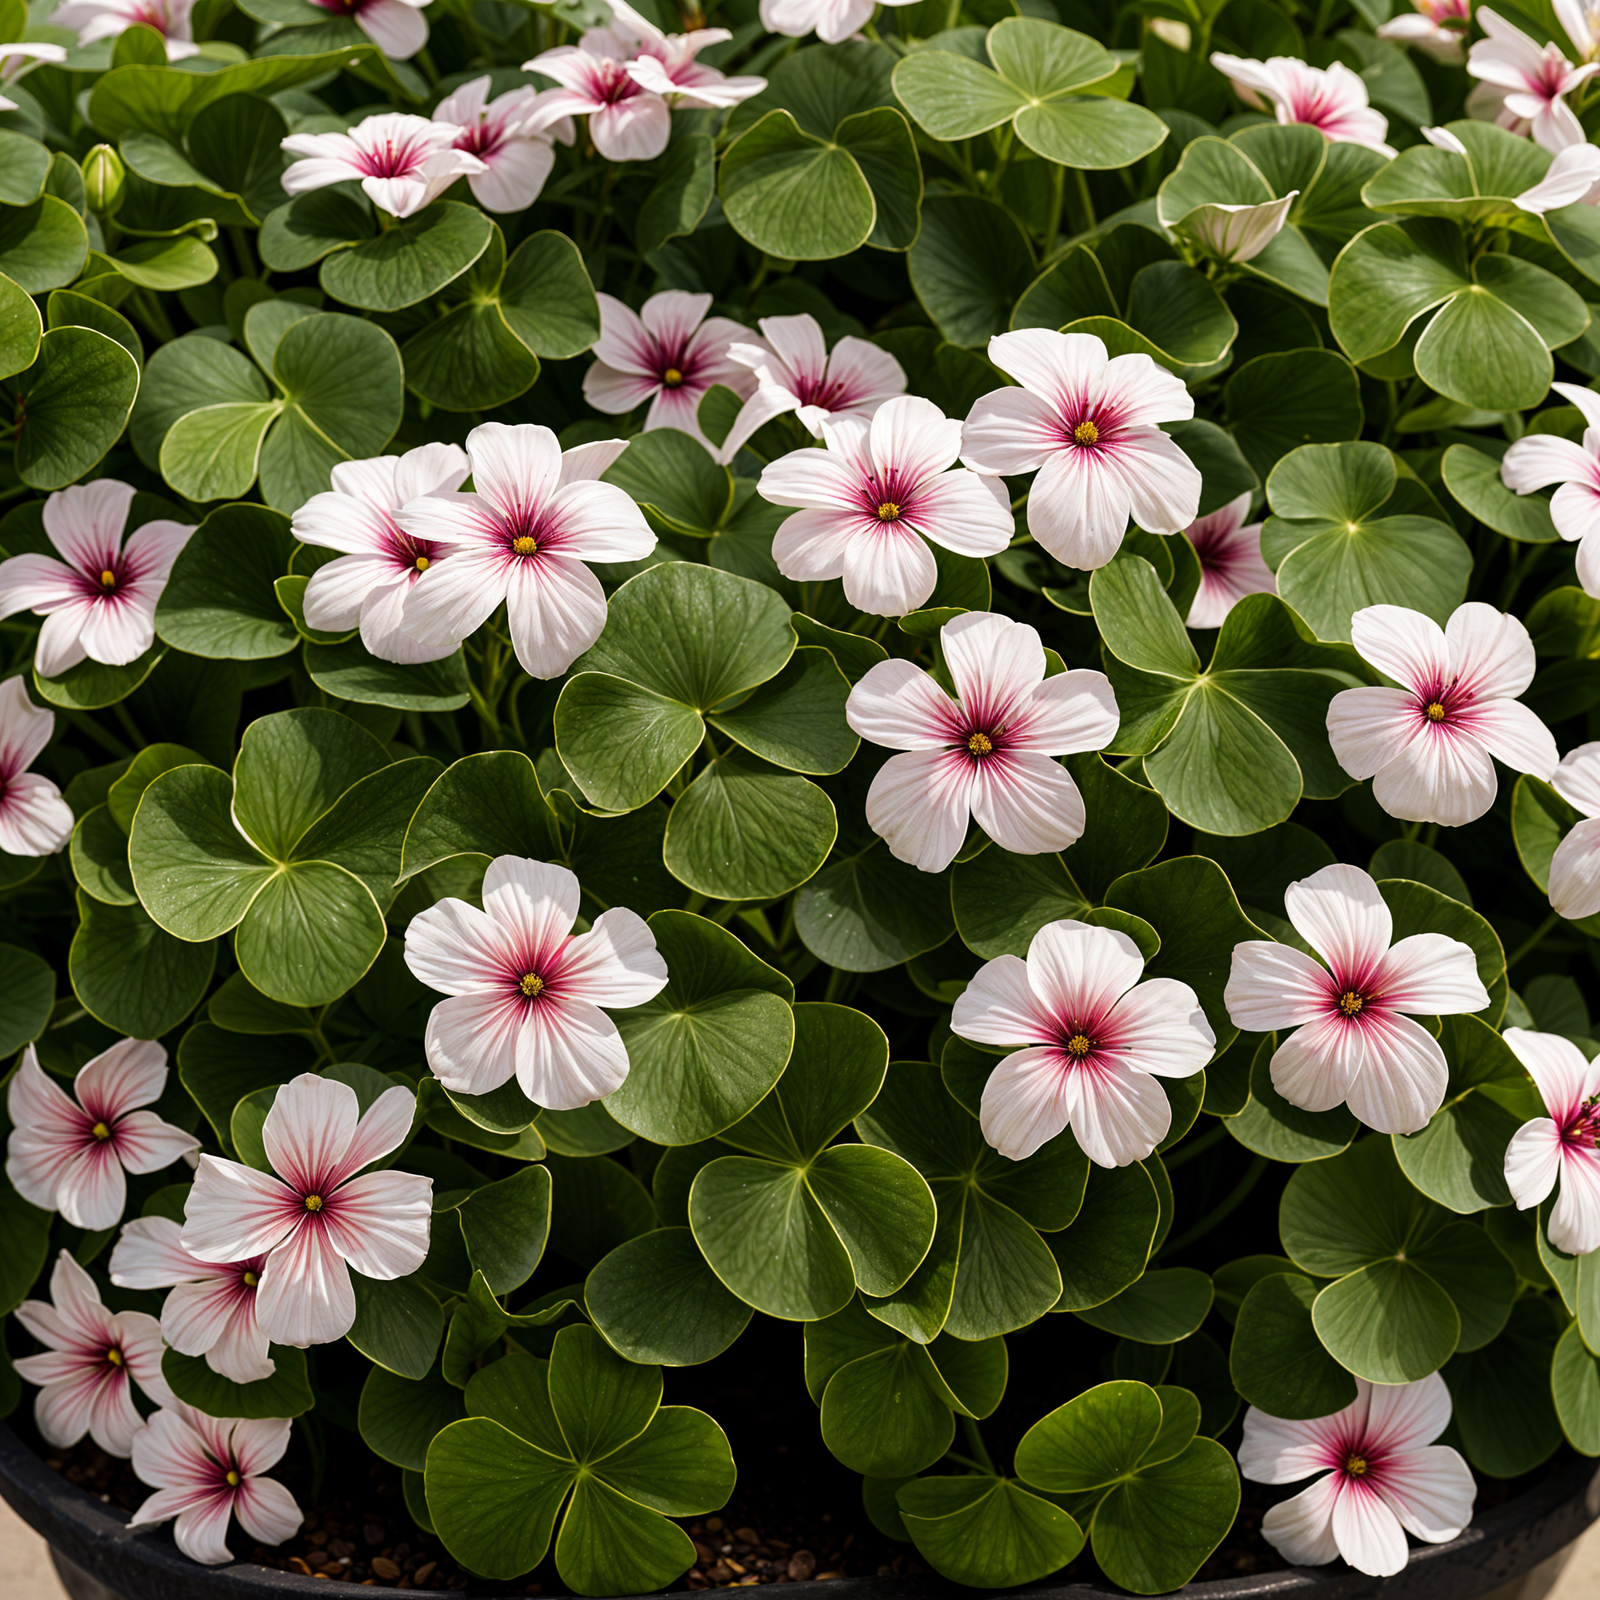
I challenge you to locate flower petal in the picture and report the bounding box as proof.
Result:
[321,1169,433,1281]
[262,1074,360,1196]
[1283,863,1393,978]
[255,1222,357,1347]
[1344,1010,1449,1135]
[863,748,975,873]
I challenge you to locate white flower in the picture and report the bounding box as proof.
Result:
[111,1216,274,1386]
[1549,742,1600,919]
[292,443,470,666]
[394,423,649,680]
[1240,1375,1475,1578]
[0,42,68,108]
[757,0,918,44]
[305,0,431,59]
[952,920,1214,1167]
[606,0,766,106]
[961,329,1201,572]
[717,313,906,464]
[280,113,485,219]
[1502,1027,1600,1253]
[131,1405,301,1564]
[13,1251,173,1456]
[1377,0,1472,64]
[47,0,194,59]
[524,30,671,162]
[1224,864,1489,1135]
[0,480,191,679]
[182,1076,432,1349]
[844,611,1119,872]
[0,675,73,856]
[1502,382,1600,590]
[1180,491,1276,628]
[404,856,668,1110]
[432,78,570,213]
[1325,602,1558,827]
[6,1041,198,1231]
[1468,8,1595,152]
[1515,141,1600,211]
[758,397,1013,616]
[1171,191,1298,264]
[1210,52,1397,156]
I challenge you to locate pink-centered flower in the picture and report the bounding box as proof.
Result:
[1224,864,1489,1134]
[717,313,907,465]
[1209,53,1397,156]
[1326,603,1558,827]
[1240,1375,1475,1578]
[6,1042,198,1232]
[404,856,669,1110]
[130,1404,301,1565]
[1502,383,1600,591]
[0,480,191,680]
[524,30,671,162]
[758,397,1014,616]
[961,329,1202,572]
[757,0,918,43]
[952,920,1214,1167]
[432,78,570,213]
[583,291,755,447]
[280,113,485,219]
[0,675,73,857]
[1376,0,1472,63]
[1181,491,1276,628]
[13,1250,173,1457]
[181,1075,432,1349]
[305,0,429,59]
[1502,1027,1600,1253]
[48,0,196,59]
[292,442,470,666]
[1468,9,1595,152]
[111,1216,273,1386]
[395,424,648,680]
[1558,0,1600,63]
[845,611,1119,873]
[1548,743,1600,920]
[0,42,68,109]
[1515,141,1600,210]
[605,0,767,106]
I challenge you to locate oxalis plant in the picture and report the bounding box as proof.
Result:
[12,0,1600,1593]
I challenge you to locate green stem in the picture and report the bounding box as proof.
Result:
[1506,910,1562,972]
[1161,1155,1269,1257]
[1042,162,1064,254]
[1072,167,1096,233]
[960,1416,996,1475]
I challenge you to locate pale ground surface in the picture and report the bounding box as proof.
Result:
[3,1494,1600,1598]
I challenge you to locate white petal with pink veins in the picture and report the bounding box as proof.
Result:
[172,1494,239,1565]
[717,384,803,462]
[903,470,1014,556]
[959,387,1064,477]
[1270,1013,1363,1113]
[392,441,471,504]
[358,576,459,667]
[113,1109,200,1175]
[42,479,133,572]
[1225,941,1333,1032]
[256,1221,356,1347]
[545,478,653,561]
[122,517,193,586]
[953,952,1054,1046]
[516,995,632,1108]
[482,855,580,965]
[638,289,712,352]
[1550,816,1600,918]
[34,600,94,677]
[1506,1026,1600,1119]
[163,1278,272,1382]
[1573,523,1600,596]
[56,1144,127,1232]
[34,1369,118,1451]
[405,891,520,994]
[1284,863,1393,978]
[1446,600,1537,699]
[1259,1474,1344,1567]
[1365,1371,1453,1457]
[556,907,668,1007]
[1471,698,1558,778]
[1379,1445,1476,1544]
[1500,431,1595,494]
[1240,1403,1351,1485]
[1103,977,1215,1077]
[1098,351,1196,429]
[465,421,563,523]
[1326,686,1423,780]
[424,989,526,1095]
[1504,1117,1563,1212]
[0,673,55,773]
[772,508,858,584]
[0,771,74,856]
[504,552,610,679]
[1551,1142,1600,1253]
[868,394,961,486]
[986,328,1104,410]
[846,659,957,751]
[183,1155,300,1263]
[1026,447,1136,571]
[760,446,868,512]
[470,136,555,213]
[356,0,428,56]
[1351,603,1452,692]
[1115,426,1204,534]
[644,383,713,438]
[302,553,385,633]
[236,1475,303,1548]
[327,1083,418,1188]
[1375,932,1489,1015]
[591,94,671,161]
[0,552,82,618]
[40,1250,115,1343]
[1059,1056,1171,1167]
[970,751,1087,856]
[321,1169,432,1280]
[942,611,1045,721]
[584,361,660,417]
[839,520,938,615]
[863,748,974,873]
[1372,722,1499,826]
[1330,1477,1409,1576]
[1343,1009,1449,1134]
[131,1409,213,1490]
[77,590,156,666]
[262,1074,360,1195]
[1554,741,1600,817]
[1012,669,1120,755]
[1028,920,1146,1025]
[232,1414,294,1478]
[110,1214,202,1288]
[979,1046,1071,1160]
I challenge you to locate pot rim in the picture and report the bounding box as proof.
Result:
[1,1423,1596,1600]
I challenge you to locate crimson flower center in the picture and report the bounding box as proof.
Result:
[519,972,545,998]
[304,1194,324,1213]
[1566,1093,1600,1147]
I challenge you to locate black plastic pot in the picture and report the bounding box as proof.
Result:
[1,1424,1596,1600]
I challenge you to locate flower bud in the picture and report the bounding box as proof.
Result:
[1173,191,1297,266]
[82,144,125,215]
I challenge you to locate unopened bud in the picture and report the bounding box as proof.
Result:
[82,144,125,215]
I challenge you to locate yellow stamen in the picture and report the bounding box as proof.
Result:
[1425,701,1446,721]
[663,367,684,387]
[106,1348,123,1367]
[876,501,901,521]
[99,570,116,589]
[304,1194,323,1213]
[1346,1455,1369,1477]
[414,555,430,572]
[967,732,993,757]
[225,1469,241,1487]
[519,973,544,998]
[511,536,538,556]
[1339,991,1364,1017]
[242,1271,258,1288]
[91,1121,111,1141]
[1073,420,1100,447]
[1066,1034,1093,1057]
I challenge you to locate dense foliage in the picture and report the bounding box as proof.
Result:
[10,0,1600,1592]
